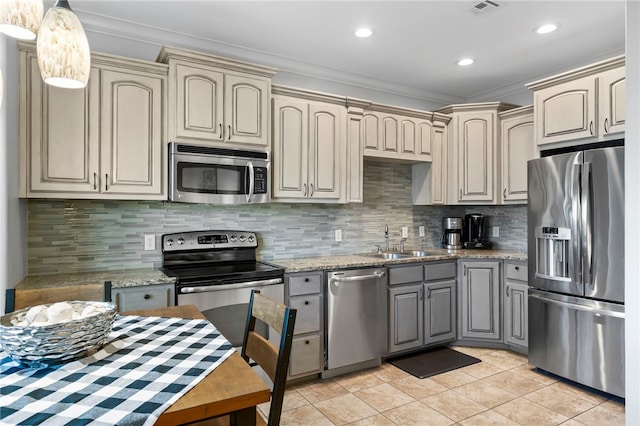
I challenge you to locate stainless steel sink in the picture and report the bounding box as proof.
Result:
[367,252,410,260]
[402,250,438,257]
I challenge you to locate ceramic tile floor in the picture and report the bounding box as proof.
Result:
[258,346,625,426]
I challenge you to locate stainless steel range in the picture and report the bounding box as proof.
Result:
[161,230,284,347]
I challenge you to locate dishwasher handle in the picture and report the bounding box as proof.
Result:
[329,270,386,283]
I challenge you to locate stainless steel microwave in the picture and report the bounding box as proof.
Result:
[168,143,270,204]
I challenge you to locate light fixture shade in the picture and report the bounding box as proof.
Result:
[0,0,43,40]
[37,0,90,89]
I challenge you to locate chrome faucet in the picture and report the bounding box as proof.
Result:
[384,225,389,252]
[399,237,407,252]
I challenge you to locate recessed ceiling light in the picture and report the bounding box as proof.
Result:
[355,27,373,38]
[535,23,558,34]
[457,58,474,66]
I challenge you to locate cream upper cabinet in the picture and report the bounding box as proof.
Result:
[526,56,624,149]
[412,116,450,205]
[158,46,277,149]
[363,106,434,163]
[499,106,536,204]
[439,103,518,205]
[19,42,167,200]
[271,88,347,203]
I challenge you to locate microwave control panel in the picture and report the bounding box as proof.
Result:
[254,167,267,194]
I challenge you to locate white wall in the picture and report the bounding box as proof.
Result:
[0,36,28,313]
[625,1,639,422]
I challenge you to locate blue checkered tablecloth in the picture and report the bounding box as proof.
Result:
[0,315,236,426]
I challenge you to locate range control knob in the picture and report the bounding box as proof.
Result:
[230,235,237,242]
[166,239,174,246]
[177,238,185,245]
[248,235,255,243]
[239,235,246,242]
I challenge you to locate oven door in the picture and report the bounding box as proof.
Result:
[177,278,284,347]
[169,144,270,204]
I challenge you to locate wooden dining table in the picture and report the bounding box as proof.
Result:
[121,304,271,426]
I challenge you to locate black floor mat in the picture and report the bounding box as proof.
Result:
[386,346,481,379]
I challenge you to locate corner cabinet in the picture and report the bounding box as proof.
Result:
[285,271,323,379]
[459,260,501,341]
[271,87,347,203]
[526,55,625,149]
[499,106,536,204]
[158,46,277,148]
[19,42,167,200]
[439,103,518,205]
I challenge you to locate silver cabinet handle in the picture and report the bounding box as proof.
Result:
[604,118,609,133]
[93,173,97,190]
[303,183,307,197]
[105,174,109,191]
[505,285,510,297]
[426,287,431,299]
[463,265,467,276]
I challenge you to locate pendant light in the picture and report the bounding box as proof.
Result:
[0,0,43,40]
[36,0,90,89]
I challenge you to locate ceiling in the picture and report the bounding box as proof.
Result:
[67,0,626,105]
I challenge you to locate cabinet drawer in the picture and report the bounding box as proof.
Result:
[506,263,528,282]
[113,284,175,312]
[388,265,423,285]
[288,273,322,296]
[289,335,321,377]
[289,295,320,334]
[425,262,456,281]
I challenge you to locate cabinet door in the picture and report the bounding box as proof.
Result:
[599,67,625,138]
[308,102,344,200]
[100,69,164,197]
[174,62,224,141]
[289,335,321,377]
[534,75,597,146]
[362,112,379,150]
[500,111,535,203]
[224,74,269,146]
[424,280,456,345]
[505,279,528,348]
[460,261,500,340]
[272,96,309,199]
[457,112,496,202]
[381,114,399,153]
[431,123,447,204]
[26,52,100,195]
[400,117,417,154]
[388,285,423,353]
[416,119,433,160]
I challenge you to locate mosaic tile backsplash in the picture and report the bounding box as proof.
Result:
[27,161,527,275]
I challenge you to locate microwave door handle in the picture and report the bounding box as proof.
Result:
[246,161,255,203]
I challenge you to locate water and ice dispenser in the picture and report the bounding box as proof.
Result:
[535,226,571,281]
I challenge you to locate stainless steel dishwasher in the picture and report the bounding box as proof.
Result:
[323,268,387,378]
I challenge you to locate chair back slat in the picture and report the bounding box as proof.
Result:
[6,284,108,313]
[250,293,286,333]
[244,331,279,382]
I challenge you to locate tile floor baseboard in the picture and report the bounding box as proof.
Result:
[258,346,625,426]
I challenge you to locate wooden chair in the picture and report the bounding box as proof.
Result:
[5,282,112,314]
[241,290,297,426]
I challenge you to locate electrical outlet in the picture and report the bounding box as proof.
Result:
[334,229,342,242]
[402,226,408,238]
[492,226,500,238]
[144,234,155,251]
[419,225,425,237]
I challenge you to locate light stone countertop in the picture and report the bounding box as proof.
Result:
[270,248,528,273]
[14,268,175,290]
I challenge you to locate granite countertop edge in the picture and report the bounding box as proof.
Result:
[15,249,527,290]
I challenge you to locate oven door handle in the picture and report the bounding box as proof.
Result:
[179,277,283,294]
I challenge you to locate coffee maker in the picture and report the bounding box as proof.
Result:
[463,213,492,249]
[441,217,463,250]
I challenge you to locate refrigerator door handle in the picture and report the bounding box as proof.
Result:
[572,163,582,284]
[582,162,593,287]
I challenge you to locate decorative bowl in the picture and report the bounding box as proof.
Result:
[0,301,117,368]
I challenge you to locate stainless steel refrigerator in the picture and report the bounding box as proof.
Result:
[527,145,624,398]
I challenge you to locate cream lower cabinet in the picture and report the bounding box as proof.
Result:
[439,103,518,205]
[499,106,536,204]
[158,46,276,148]
[526,56,624,148]
[271,90,346,203]
[19,43,166,199]
[286,272,323,379]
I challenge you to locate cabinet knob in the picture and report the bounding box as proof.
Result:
[514,266,519,270]
[305,340,310,345]
[304,300,309,305]
[144,294,151,300]
[304,278,309,282]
